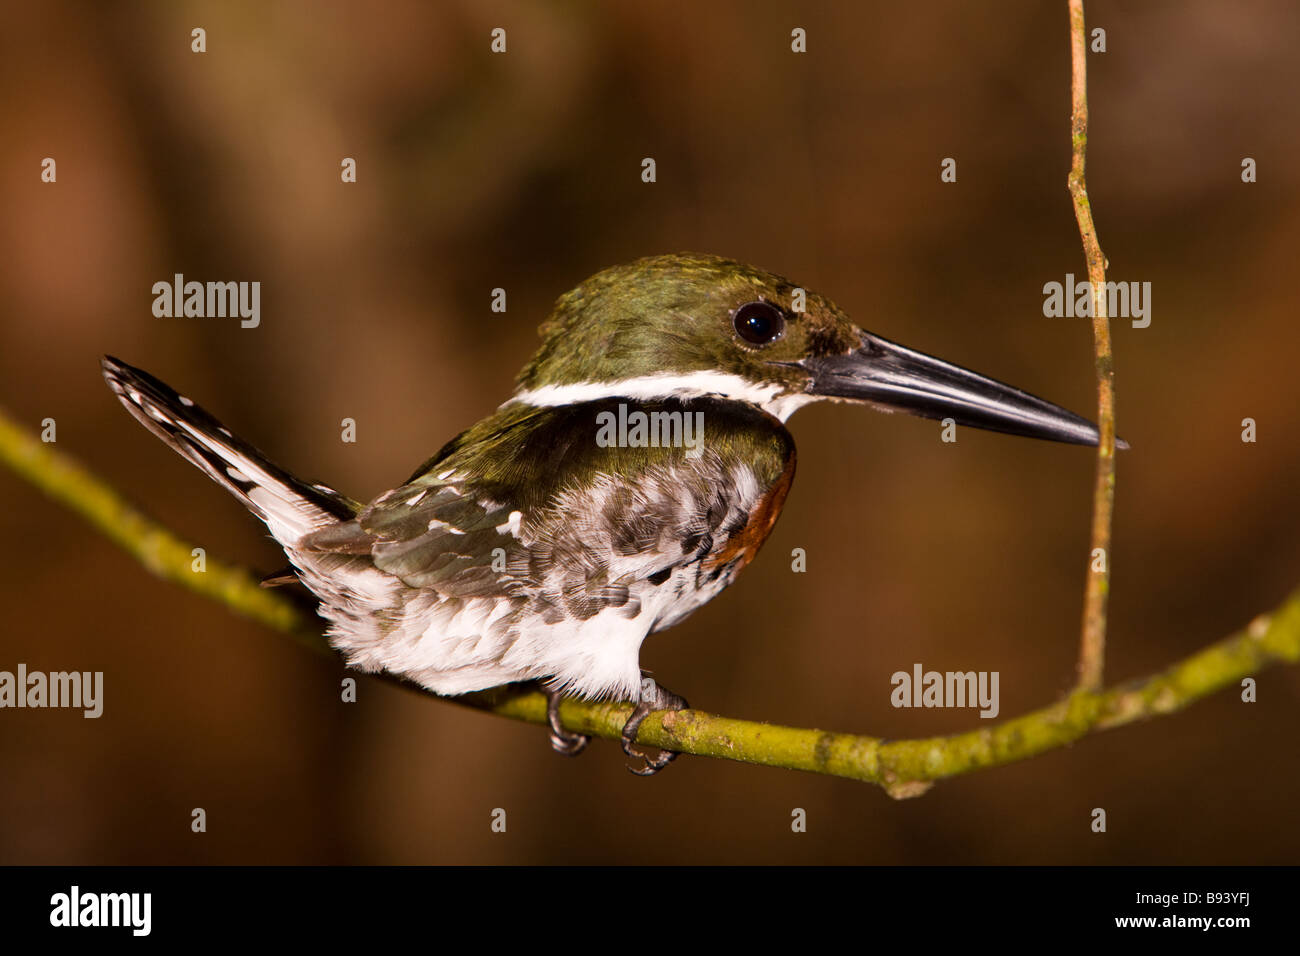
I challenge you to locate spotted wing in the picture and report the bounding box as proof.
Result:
[299,399,793,624]
[300,478,528,599]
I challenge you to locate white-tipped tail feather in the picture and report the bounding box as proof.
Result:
[100,356,358,545]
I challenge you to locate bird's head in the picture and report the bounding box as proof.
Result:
[514,253,1115,446]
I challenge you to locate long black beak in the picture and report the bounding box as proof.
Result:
[799,332,1126,448]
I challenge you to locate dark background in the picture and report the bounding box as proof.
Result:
[1,0,1297,864]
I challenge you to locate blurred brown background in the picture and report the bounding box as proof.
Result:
[1,0,1297,864]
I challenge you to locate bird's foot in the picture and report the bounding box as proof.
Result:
[621,675,688,776]
[545,687,589,757]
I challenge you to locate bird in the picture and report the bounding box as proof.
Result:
[102,252,1119,773]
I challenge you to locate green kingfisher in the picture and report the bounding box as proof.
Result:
[102,253,1116,773]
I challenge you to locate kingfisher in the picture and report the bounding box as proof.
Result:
[102,253,1116,773]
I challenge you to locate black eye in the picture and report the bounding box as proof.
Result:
[732,301,786,346]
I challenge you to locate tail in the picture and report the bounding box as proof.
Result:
[101,356,360,546]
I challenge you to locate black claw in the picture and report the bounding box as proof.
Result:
[620,675,688,776]
[626,747,678,776]
[546,688,589,757]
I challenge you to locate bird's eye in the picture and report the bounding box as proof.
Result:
[732,301,786,346]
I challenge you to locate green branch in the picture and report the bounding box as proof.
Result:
[3,404,1297,797]
[1068,0,1118,693]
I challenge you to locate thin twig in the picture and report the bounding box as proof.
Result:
[1068,0,1117,692]
[3,405,1295,797]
